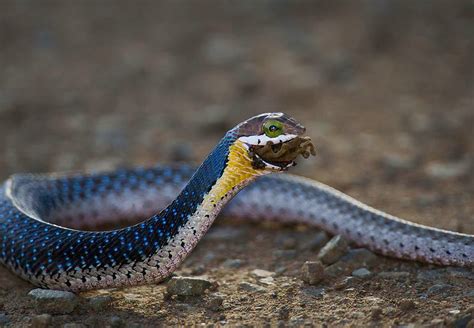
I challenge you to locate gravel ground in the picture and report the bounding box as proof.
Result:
[0,1,473,327]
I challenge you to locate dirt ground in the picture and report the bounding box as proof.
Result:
[0,1,473,327]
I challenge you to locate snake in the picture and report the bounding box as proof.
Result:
[0,113,472,292]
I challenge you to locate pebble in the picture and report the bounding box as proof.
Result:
[425,160,470,179]
[259,277,275,285]
[206,227,243,240]
[334,276,357,290]
[352,268,372,278]
[251,269,275,278]
[301,261,325,285]
[325,248,378,277]
[417,269,445,281]
[445,267,474,280]
[276,236,298,250]
[399,299,416,312]
[426,283,453,296]
[202,36,245,65]
[31,314,53,328]
[190,265,206,276]
[0,313,8,326]
[62,324,86,328]
[28,289,78,314]
[278,306,290,320]
[340,248,378,267]
[301,231,329,251]
[382,153,416,171]
[238,282,266,293]
[464,290,474,298]
[378,271,410,279]
[88,295,113,311]
[166,276,215,296]
[272,250,297,259]
[317,235,349,265]
[222,259,244,268]
[109,316,123,328]
[302,287,325,299]
[371,306,383,320]
[206,293,224,311]
[168,142,193,162]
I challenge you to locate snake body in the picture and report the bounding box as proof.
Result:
[0,113,473,292]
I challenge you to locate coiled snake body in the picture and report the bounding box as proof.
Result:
[0,113,472,292]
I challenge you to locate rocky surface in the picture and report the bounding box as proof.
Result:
[0,1,473,326]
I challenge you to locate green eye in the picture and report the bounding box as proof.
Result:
[263,120,284,138]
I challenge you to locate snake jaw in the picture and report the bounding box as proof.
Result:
[241,135,316,172]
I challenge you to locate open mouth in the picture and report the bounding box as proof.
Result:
[248,136,316,170]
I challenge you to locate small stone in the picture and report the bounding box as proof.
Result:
[272,250,297,259]
[0,313,9,326]
[340,248,378,267]
[301,261,325,285]
[371,306,383,320]
[399,299,416,312]
[378,271,410,279]
[426,284,453,296]
[168,142,193,162]
[325,248,378,277]
[464,290,474,298]
[334,277,356,290]
[425,160,470,179]
[445,267,474,280]
[259,277,275,285]
[88,295,113,311]
[317,235,349,265]
[352,268,372,278]
[206,293,224,312]
[301,231,329,251]
[31,314,53,328]
[166,276,215,296]
[222,259,244,268]
[62,324,86,328]
[382,153,416,171]
[190,265,206,276]
[275,266,287,275]
[453,315,473,328]
[251,269,275,278]
[109,316,123,328]
[430,318,445,326]
[238,282,266,293]
[278,306,290,320]
[206,227,243,240]
[28,289,78,314]
[276,236,298,250]
[302,287,325,298]
[417,269,445,281]
[202,36,245,65]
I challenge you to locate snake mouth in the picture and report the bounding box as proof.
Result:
[248,136,316,171]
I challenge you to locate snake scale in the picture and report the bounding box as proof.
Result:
[0,113,472,292]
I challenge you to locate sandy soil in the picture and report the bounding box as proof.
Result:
[0,1,473,327]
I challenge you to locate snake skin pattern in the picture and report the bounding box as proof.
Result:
[0,124,473,292]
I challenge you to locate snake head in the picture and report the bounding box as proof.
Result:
[235,112,316,171]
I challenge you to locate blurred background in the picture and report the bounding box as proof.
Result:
[0,1,473,232]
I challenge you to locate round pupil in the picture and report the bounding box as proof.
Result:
[269,125,278,132]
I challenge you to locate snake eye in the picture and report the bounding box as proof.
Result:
[263,120,284,138]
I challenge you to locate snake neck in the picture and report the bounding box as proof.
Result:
[153,134,266,231]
